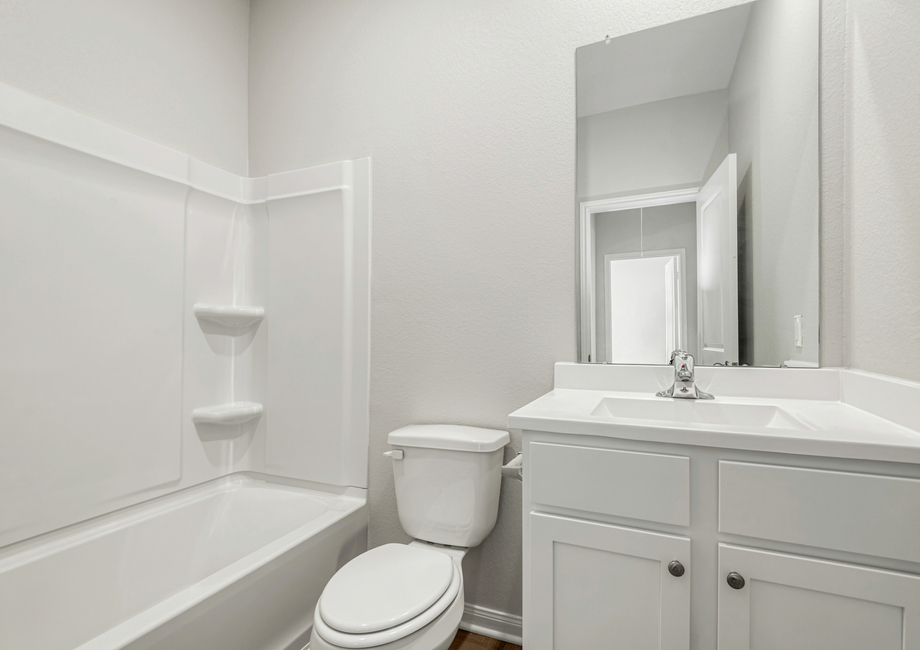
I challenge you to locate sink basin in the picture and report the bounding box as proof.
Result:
[591,396,808,430]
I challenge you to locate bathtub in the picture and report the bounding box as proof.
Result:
[0,474,367,650]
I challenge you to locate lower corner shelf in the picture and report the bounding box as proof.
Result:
[193,304,265,335]
[192,402,263,426]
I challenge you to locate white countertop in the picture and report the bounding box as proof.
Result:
[508,364,920,464]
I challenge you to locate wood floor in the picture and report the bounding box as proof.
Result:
[448,630,522,650]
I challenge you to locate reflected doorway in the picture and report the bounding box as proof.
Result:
[605,251,686,364]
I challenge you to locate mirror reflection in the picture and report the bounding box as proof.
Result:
[577,0,819,367]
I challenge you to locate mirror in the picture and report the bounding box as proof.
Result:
[576,0,819,367]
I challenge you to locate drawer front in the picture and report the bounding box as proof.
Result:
[529,442,690,526]
[719,461,920,563]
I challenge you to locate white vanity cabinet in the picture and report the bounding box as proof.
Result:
[717,461,920,650]
[521,432,920,650]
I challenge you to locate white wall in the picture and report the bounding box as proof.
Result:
[248,0,759,618]
[846,0,920,382]
[0,0,250,175]
[577,90,729,200]
[727,0,820,366]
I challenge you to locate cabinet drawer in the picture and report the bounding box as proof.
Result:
[529,442,690,526]
[719,461,920,562]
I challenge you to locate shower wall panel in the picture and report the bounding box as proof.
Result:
[265,160,371,489]
[0,125,185,547]
[182,192,269,482]
[0,82,370,548]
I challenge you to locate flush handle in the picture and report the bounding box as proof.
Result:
[383,449,404,460]
[668,561,685,577]
[727,572,746,590]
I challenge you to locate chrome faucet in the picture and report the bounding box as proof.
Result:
[656,350,714,399]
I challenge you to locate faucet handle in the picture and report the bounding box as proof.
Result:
[669,349,688,365]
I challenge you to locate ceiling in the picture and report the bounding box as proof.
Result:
[576,3,754,118]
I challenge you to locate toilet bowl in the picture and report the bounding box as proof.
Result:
[310,425,509,650]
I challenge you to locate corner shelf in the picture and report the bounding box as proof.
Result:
[194,303,264,335]
[192,402,263,426]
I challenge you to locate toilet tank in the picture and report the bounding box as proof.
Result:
[387,425,510,548]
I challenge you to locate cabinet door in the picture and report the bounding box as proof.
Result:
[718,544,920,650]
[529,512,690,650]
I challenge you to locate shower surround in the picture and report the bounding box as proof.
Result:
[0,82,371,649]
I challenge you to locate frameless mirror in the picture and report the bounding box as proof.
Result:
[576,0,819,367]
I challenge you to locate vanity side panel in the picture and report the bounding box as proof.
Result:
[719,461,920,563]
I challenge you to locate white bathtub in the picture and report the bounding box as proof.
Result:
[0,474,367,650]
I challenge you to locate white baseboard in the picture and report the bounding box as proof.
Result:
[460,604,523,645]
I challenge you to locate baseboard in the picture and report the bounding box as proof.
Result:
[459,604,523,645]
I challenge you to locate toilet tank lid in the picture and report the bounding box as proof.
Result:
[388,424,510,452]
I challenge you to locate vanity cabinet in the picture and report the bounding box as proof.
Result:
[522,433,920,650]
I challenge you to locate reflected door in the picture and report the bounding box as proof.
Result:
[697,154,739,365]
[606,253,683,364]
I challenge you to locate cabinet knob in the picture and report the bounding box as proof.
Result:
[727,572,746,590]
[668,560,685,577]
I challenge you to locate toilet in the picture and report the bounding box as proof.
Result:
[310,424,510,650]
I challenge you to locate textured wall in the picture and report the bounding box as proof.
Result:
[846,0,920,382]
[0,0,250,175]
[248,0,762,617]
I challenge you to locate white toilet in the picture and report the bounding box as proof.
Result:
[310,424,510,650]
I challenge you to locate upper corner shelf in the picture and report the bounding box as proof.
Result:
[194,303,264,335]
[192,401,263,426]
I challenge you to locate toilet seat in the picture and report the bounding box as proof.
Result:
[320,544,455,634]
[313,545,462,649]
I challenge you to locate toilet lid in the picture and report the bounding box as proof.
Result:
[319,544,454,634]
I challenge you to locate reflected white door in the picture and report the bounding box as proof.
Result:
[664,257,678,356]
[697,154,738,365]
[607,254,683,364]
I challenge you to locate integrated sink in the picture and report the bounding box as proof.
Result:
[590,396,808,431]
[508,364,920,465]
